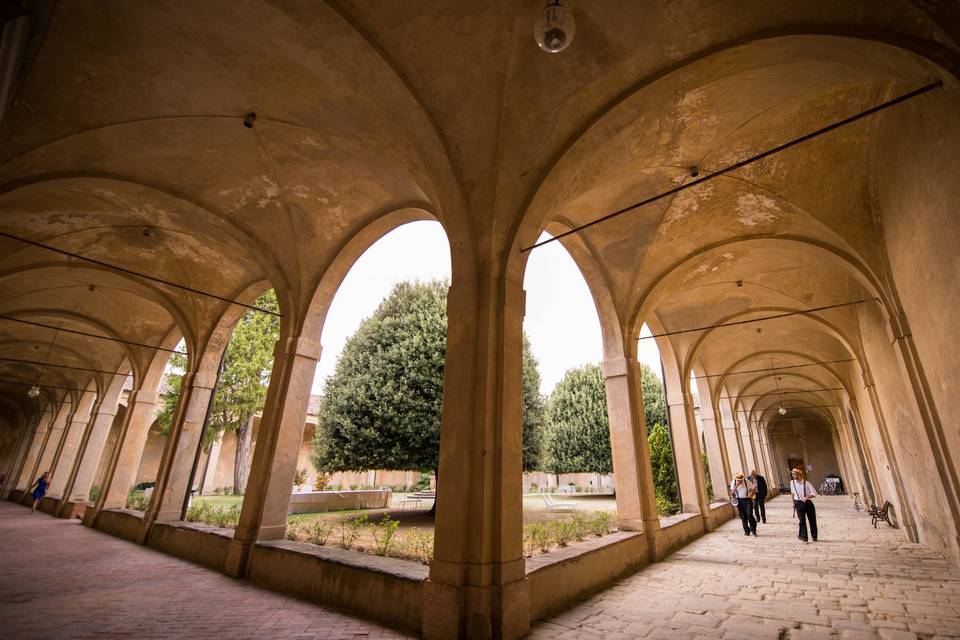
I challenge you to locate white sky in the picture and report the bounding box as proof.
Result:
[312,221,662,396]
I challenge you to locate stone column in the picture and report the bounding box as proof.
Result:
[14,407,53,491]
[142,370,217,531]
[740,416,759,473]
[93,389,159,513]
[47,389,97,498]
[200,432,223,495]
[3,410,43,498]
[59,381,124,516]
[422,276,528,640]
[670,390,709,515]
[718,407,744,479]
[28,399,72,492]
[225,334,319,575]
[603,356,660,537]
[697,399,729,494]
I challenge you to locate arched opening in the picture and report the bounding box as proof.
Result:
[276,220,451,563]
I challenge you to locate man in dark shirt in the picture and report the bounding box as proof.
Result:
[750,469,768,524]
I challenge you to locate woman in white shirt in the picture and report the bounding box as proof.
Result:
[791,467,818,542]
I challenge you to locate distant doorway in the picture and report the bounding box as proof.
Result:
[787,457,804,476]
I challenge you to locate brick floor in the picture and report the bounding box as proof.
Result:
[3,497,959,639]
[532,496,960,640]
[0,501,412,639]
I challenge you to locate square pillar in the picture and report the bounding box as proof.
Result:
[225,335,320,574]
[671,391,710,515]
[142,370,216,531]
[93,389,158,515]
[423,276,529,640]
[47,389,97,499]
[58,378,125,516]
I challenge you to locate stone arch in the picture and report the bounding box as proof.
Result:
[504,32,957,287]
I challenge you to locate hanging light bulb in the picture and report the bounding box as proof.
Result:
[778,404,787,416]
[28,385,40,398]
[534,0,576,53]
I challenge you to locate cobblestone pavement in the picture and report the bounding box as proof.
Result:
[0,501,412,639]
[533,496,960,640]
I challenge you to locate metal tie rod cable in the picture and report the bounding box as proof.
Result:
[0,314,187,354]
[0,378,91,393]
[522,80,942,252]
[0,230,281,318]
[639,298,878,340]
[719,386,844,401]
[0,356,125,377]
[693,358,855,380]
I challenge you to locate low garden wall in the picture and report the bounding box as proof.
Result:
[93,508,145,543]
[526,531,648,621]
[248,539,427,632]
[147,521,234,573]
[705,500,737,530]
[653,512,706,560]
[288,489,391,514]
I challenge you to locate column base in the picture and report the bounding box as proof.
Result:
[224,538,253,578]
[422,577,530,640]
[56,499,88,519]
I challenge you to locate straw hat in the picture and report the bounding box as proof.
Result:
[791,467,805,478]
[734,471,745,480]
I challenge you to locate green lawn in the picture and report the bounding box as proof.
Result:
[193,494,244,509]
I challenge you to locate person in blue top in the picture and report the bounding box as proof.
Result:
[30,471,51,513]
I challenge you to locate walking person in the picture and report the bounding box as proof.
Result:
[730,472,758,536]
[30,471,51,513]
[791,467,818,542]
[750,469,768,524]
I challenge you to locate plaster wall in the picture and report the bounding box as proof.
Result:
[769,420,841,487]
[875,91,960,473]
[857,303,957,560]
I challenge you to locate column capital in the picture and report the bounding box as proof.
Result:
[130,389,159,405]
[274,335,322,361]
[601,356,630,379]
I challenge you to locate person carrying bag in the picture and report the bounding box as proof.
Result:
[791,467,818,542]
[729,472,758,536]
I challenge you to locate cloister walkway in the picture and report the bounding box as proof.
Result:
[533,496,960,639]
[1,497,958,639]
[0,501,410,639]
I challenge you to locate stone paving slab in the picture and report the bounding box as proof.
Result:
[532,496,960,640]
[0,502,412,640]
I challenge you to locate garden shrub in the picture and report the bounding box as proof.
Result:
[570,511,589,541]
[125,489,150,511]
[551,519,574,547]
[306,520,335,545]
[371,516,400,556]
[402,530,434,564]
[89,485,101,503]
[590,511,614,536]
[338,514,368,550]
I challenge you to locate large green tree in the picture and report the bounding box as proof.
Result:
[639,362,667,432]
[648,422,679,513]
[156,290,280,494]
[522,335,546,472]
[540,361,680,513]
[542,364,612,475]
[311,280,545,477]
